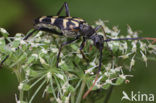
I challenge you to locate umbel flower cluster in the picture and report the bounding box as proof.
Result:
[0,20,156,103]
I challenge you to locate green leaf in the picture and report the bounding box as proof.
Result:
[22,83,31,91]
[0,38,6,53]
[115,77,125,85]
[102,83,110,89]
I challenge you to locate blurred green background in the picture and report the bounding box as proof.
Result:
[0,0,156,103]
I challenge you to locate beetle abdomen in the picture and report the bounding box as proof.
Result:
[35,16,85,31]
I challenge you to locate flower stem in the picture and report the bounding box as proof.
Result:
[19,90,24,102]
[29,80,46,103]
[71,92,75,103]
[76,81,86,103]
[103,85,114,103]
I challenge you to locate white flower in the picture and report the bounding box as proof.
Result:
[32,54,38,59]
[89,58,96,66]
[112,26,119,33]
[105,63,112,71]
[122,42,128,53]
[139,41,147,52]
[85,66,96,74]
[20,40,26,45]
[34,37,41,42]
[62,82,68,93]
[126,35,131,38]
[11,48,16,52]
[148,44,156,50]
[50,97,55,102]
[119,74,126,80]
[58,60,65,66]
[95,76,103,85]
[77,54,82,58]
[26,69,30,77]
[44,39,50,43]
[114,66,122,72]
[30,43,44,47]
[127,25,133,35]
[60,53,63,57]
[131,41,137,53]
[41,48,48,54]
[15,33,22,37]
[111,27,120,36]
[15,38,21,41]
[108,42,120,50]
[47,72,51,79]
[30,43,38,47]
[35,31,43,37]
[56,98,62,103]
[0,28,8,34]
[96,19,105,26]
[130,55,135,70]
[95,19,112,33]
[65,93,71,103]
[120,74,133,80]
[119,53,132,59]
[18,83,23,90]
[51,48,58,53]
[97,32,104,36]
[104,72,110,77]
[105,79,112,84]
[55,73,64,80]
[96,84,102,88]
[140,51,147,67]
[110,69,116,74]
[133,32,138,38]
[15,94,20,103]
[39,57,48,65]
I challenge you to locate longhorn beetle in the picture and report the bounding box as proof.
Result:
[1,2,156,99]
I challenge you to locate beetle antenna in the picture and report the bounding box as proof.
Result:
[104,37,156,43]
[83,47,103,99]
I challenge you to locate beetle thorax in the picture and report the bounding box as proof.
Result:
[80,23,95,38]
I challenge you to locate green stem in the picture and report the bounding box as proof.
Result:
[76,81,86,103]
[54,76,63,97]
[103,85,114,103]
[29,80,46,103]
[50,77,57,100]
[9,53,27,68]
[30,74,46,88]
[71,79,82,103]
[19,90,24,102]
[71,92,75,103]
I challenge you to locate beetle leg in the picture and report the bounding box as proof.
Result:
[83,47,103,99]
[95,25,114,58]
[56,37,79,67]
[57,2,70,17]
[80,37,86,50]
[79,37,89,61]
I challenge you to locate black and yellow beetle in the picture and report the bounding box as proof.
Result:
[25,2,156,74]
[1,2,156,99]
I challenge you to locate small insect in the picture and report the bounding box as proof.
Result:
[1,2,156,99]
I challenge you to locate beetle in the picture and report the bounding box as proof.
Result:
[1,2,156,99]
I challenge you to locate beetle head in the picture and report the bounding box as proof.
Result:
[90,35,104,50]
